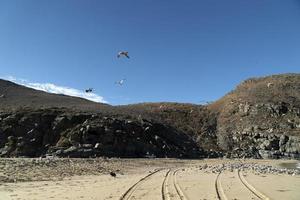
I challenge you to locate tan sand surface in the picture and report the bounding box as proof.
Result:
[173,167,218,199]
[242,172,300,200]
[0,159,299,200]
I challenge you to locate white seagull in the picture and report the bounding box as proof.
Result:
[115,79,126,86]
[117,51,130,59]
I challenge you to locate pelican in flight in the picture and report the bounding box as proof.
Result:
[115,79,126,86]
[85,88,93,93]
[117,51,130,59]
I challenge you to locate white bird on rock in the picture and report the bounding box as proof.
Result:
[267,82,273,88]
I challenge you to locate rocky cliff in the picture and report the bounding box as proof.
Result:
[211,74,300,159]
[0,108,201,158]
[0,74,299,159]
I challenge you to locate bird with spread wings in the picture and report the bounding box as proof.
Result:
[117,51,130,59]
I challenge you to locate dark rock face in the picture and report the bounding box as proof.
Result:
[0,109,202,158]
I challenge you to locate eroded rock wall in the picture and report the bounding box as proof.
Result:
[0,109,202,158]
[216,101,300,159]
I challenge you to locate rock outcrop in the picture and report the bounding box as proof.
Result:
[212,74,300,159]
[0,109,202,158]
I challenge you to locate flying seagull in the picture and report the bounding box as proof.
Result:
[117,51,130,59]
[115,79,126,86]
[85,88,93,93]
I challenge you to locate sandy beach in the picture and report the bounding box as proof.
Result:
[0,158,299,200]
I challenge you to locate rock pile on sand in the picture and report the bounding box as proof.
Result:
[0,158,123,183]
[198,162,300,175]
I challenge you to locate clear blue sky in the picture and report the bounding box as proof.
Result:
[0,0,299,105]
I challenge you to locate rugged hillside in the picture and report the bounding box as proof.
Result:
[117,103,219,153]
[0,80,202,158]
[210,74,300,158]
[116,74,300,159]
[0,73,299,159]
[0,79,111,112]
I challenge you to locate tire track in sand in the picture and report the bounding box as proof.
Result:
[162,169,189,200]
[119,169,164,200]
[215,171,228,200]
[173,169,188,200]
[162,169,172,200]
[237,170,271,200]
